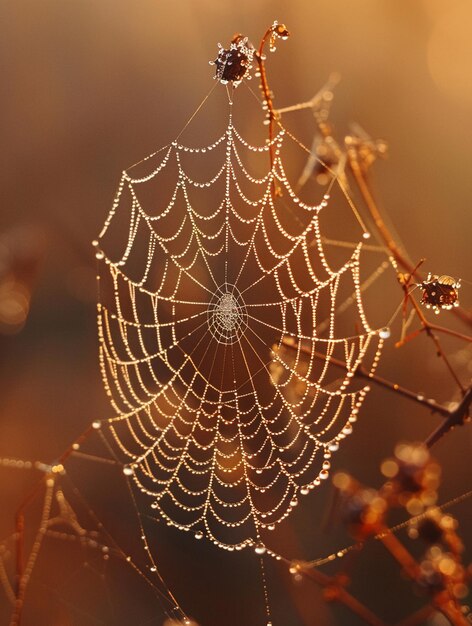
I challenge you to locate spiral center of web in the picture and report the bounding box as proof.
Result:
[207,284,247,345]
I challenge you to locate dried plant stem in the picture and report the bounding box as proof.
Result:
[0,552,15,606]
[425,385,472,448]
[426,324,472,343]
[13,478,47,610]
[405,293,466,393]
[346,142,472,330]
[255,27,282,197]
[346,142,469,418]
[11,477,55,626]
[294,565,388,626]
[396,323,472,348]
[346,142,409,270]
[433,593,471,626]
[377,528,470,626]
[377,529,420,579]
[281,486,472,626]
[275,73,341,117]
[58,424,95,465]
[282,340,472,448]
[394,606,435,626]
[281,338,451,418]
[10,423,95,625]
[281,337,472,447]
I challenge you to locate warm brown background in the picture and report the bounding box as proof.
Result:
[1,1,471,625]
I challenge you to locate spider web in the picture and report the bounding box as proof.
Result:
[94,97,385,550]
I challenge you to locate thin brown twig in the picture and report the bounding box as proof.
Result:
[424,385,472,448]
[377,527,470,626]
[13,478,47,612]
[402,283,466,393]
[280,337,451,418]
[282,336,471,449]
[10,423,95,625]
[426,324,472,343]
[377,529,419,579]
[290,563,388,626]
[277,486,472,626]
[254,24,289,197]
[275,78,471,623]
[393,606,435,626]
[344,139,472,444]
[274,73,472,625]
[346,141,467,398]
[345,141,472,329]
[395,323,472,348]
[10,477,55,626]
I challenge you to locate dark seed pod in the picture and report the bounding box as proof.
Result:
[420,274,460,314]
[210,35,254,86]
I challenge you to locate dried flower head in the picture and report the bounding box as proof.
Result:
[420,274,461,314]
[268,21,290,51]
[333,472,387,539]
[380,443,442,517]
[210,34,254,86]
[417,545,467,597]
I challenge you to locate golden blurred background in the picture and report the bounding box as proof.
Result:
[1,1,471,625]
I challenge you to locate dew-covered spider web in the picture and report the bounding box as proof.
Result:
[2,29,472,625]
[94,93,386,551]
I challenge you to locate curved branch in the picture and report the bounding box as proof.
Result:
[346,141,472,330]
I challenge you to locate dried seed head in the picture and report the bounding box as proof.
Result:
[420,274,460,313]
[210,35,255,86]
